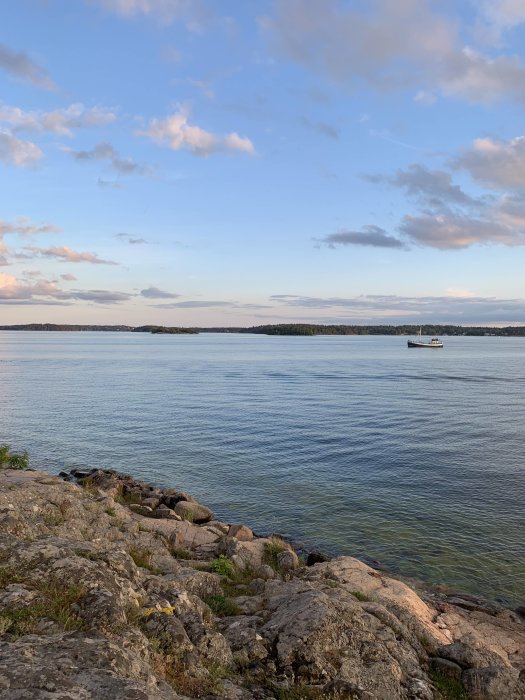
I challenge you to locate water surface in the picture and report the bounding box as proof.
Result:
[1,332,523,605]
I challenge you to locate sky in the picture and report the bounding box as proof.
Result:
[1,0,525,326]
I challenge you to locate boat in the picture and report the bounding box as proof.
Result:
[407,328,443,348]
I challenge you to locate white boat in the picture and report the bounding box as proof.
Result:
[407,328,443,348]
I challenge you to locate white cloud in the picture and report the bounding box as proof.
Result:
[0,103,117,137]
[0,129,43,167]
[137,107,255,156]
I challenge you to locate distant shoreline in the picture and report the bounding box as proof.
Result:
[1,323,525,336]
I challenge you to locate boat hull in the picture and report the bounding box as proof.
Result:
[407,341,443,348]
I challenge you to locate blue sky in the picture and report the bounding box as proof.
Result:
[1,0,525,325]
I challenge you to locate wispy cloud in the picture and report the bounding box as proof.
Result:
[137,106,255,156]
[115,233,147,244]
[24,245,118,265]
[320,225,407,249]
[65,142,147,175]
[0,130,43,167]
[0,218,60,236]
[140,286,179,299]
[269,293,525,324]
[301,117,340,140]
[0,103,117,137]
[0,42,55,90]
[0,271,133,304]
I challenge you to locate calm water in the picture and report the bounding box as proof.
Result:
[1,332,524,605]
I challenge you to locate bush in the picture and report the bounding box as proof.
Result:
[209,555,235,577]
[0,444,29,470]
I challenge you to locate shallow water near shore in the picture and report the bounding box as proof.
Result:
[1,331,524,605]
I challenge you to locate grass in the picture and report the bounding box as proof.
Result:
[0,444,29,470]
[276,686,325,700]
[203,594,241,617]
[129,547,162,574]
[429,670,468,700]
[351,590,370,602]
[0,578,87,636]
[209,555,235,577]
[263,536,288,570]
[105,507,117,517]
[168,545,192,560]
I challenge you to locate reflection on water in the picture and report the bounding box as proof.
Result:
[1,332,524,605]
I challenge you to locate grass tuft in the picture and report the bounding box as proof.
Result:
[0,444,29,470]
[429,670,468,700]
[203,594,241,617]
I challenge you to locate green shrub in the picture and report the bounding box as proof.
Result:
[0,444,29,470]
[263,536,288,570]
[203,594,240,617]
[209,555,235,577]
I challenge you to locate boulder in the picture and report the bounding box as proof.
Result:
[173,500,213,524]
[129,503,154,517]
[228,524,254,541]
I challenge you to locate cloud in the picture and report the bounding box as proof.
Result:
[65,142,147,175]
[24,245,118,265]
[60,273,78,281]
[140,286,179,299]
[88,0,202,24]
[301,117,340,140]
[0,103,117,137]
[398,212,522,249]
[0,130,43,167]
[453,135,525,191]
[0,43,55,90]
[0,271,132,304]
[115,233,147,244]
[269,292,525,324]
[0,218,60,236]
[266,0,525,104]
[153,299,270,309]
[321,225,407,249]
[367,164,478,208]
[137,107,255,156]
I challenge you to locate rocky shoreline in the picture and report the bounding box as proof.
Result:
[0,465,523,699]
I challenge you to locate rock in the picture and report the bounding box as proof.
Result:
[429,656,463,679]
[154,506,182,520]
[129,503,154,516]
[141,496,161,509]
[173,500,213,524]
[276,549,300,571]
[436,641,505,669]
[306,550,330,566]
[228,524,254,541]
[462,665,523,699]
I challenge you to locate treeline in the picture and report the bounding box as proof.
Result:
[1,323,525,336]
[0,324,133,332]
[134,326,198,334]
[237,324,525,337]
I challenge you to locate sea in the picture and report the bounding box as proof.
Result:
[0,331,523,606]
